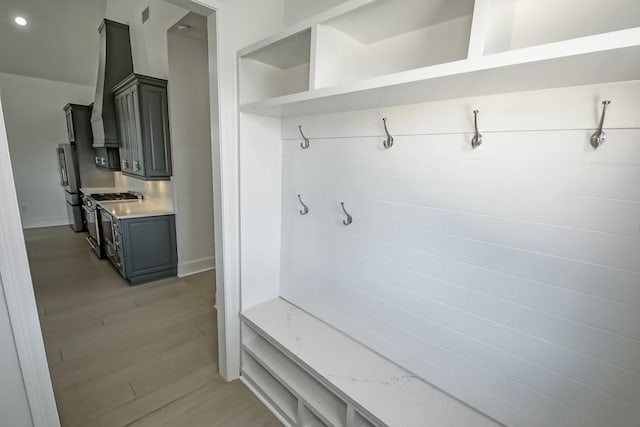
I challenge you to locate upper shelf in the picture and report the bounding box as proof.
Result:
[480,0,640,55]
[238,0,640,117]
[241,28,640,117]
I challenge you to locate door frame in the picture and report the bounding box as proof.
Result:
[166,0,242,382]
[0,92,60,426]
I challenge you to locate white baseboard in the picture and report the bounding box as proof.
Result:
[22,216,70,229]
[178,256,215,277]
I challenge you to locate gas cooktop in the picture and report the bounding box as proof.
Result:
[90,192,141,201]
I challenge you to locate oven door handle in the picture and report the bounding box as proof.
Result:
[86,237,97,252]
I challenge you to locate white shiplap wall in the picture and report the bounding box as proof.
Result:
[279,81,640,427]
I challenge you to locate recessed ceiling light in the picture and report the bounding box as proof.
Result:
[14,16,27,26]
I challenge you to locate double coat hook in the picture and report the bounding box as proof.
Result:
[298,125,310,149]
[382,118,394,149]
[297,194,309,215]
[471,110,482,149]
[590,100,611,149]
[340,202,353,226]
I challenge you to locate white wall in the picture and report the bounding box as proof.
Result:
[105,0,185,210]
[167,28,216,276]
[239,113,283,310]
[233,0,286,310]
[105,0,187,79]
[0,276,33,427]
[284,0,348,25]
[106,0,218,274]
[0,73,94,229]
[279,81,640,427]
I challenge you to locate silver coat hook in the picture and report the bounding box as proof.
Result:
[340,202,353,226]
[299,125,310,149]
[590,100,611,149]
[471,110,482,149]
[382,117,394,149]
[297,194,309,215]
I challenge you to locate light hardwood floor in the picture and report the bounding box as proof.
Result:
[24,226,280,427]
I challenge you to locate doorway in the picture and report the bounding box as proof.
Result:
[0,0,271,425]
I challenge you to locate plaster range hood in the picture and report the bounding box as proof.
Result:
[91,19,133,148]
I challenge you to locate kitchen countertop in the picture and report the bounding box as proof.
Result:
[97,201,174,220]
[80,187,126,195]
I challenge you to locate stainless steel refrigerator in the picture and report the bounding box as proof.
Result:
[57,104,115,232]
[57,143,84,231]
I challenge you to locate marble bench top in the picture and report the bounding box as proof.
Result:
[242,298,500,427]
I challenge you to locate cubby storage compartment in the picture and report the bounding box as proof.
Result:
[300,405,328,427]
[350,411,376,427]
[243,324,348,427]
[242,350,298,425]
[482,0,640,54]
[240,29,311,104]
[238,0,640,116]
[242,299,498,427]
[312,0,475,88]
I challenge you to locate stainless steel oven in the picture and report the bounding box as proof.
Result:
[82,196,102,257]
[83,192,142,259]
[100,207,124,275]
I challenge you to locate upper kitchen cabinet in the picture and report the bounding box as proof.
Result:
[113,74,172,180]
[63,103,92,144]
[93,147,121,170]
[91,19,134,149]
[64,103,117,170]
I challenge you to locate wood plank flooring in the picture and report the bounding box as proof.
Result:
[24,226,280,427]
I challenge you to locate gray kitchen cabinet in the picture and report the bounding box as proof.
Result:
[94,147,121,170]
[64,105,76,142]
[113,74,172,180]
[65,104,121,170]
[63,103,92,144]
[101,209,177,285]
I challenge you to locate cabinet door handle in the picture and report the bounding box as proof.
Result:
[101,157,107,165]
[134,161,140,171]
[95,156,100,165]
[122,159,130,169]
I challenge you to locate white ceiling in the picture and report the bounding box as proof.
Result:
[0,0,106,86]
[168,12,207,42]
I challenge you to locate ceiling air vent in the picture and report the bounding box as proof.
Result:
[142,6,150,24]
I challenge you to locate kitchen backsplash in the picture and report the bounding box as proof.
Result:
[114,172,174,210]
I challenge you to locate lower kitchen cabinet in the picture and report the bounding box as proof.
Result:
[100,209,177,285]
